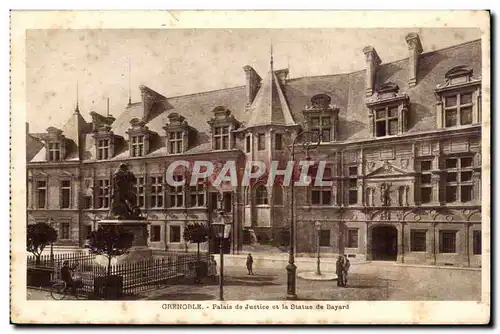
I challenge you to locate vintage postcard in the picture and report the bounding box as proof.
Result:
[10,10,490,324]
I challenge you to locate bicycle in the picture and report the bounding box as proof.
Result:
[50,280,84,300]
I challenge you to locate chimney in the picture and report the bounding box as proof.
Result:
[362,46,382,97]
[274,69,289,86]
[243,66,262,106]
[405,33,423,87]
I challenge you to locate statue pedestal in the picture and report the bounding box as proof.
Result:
[95,219,153,265]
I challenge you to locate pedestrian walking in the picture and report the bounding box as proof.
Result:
[343,254,351,287]
[335,256,344,287]
[246,253,254,275]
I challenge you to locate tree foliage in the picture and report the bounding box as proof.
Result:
[183,222,209,258]
[27,222,58,264]
[183,222,209,245]
[87,225,134,276]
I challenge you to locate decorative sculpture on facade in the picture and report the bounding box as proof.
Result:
[108,163,144,220]
[380,182,392,207]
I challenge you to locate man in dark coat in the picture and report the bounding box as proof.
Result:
[343,254,351,287]
[335,256,344,287]
[246,253,254,275]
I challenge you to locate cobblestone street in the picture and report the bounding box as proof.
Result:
[28,262,481,301]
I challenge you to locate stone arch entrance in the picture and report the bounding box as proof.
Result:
[371,225,398,261]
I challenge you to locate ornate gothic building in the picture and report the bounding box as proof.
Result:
[26,34,482,267]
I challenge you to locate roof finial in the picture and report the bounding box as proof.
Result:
[270,41,274,71]
[128,57,132,106]
[75,81,80,113]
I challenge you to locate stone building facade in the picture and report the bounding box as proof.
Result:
[26,34,483,266]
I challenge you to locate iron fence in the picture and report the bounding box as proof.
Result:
[27,251,210,297]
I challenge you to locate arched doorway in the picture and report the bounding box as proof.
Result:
[371,225,398,261]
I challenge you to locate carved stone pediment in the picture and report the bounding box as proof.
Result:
[435,65,481,93]
[365,161,408,178]
[207,106,240,129]
[366,82,409,107]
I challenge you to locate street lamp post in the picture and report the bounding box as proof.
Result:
[315,221,321,276]
[212,214,225,301]
[48,218,55,264]
[286,130,320,300]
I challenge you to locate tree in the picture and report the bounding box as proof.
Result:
[27,222,58,265]
[87,225,134,277]
[183,222,209,259]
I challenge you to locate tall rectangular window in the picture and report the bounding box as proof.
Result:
[245,136,251,153]
[410,230,427,252]
[311,188,331,205]
[346,229,359,248]
[97,139,110,160]
[319,230,331,247]
[444,92,473,127]
[439,230,457,253]
[348,166,358,205]
[168,175,184,207]
[420,160,433,204]
[257,133,266,151]
[189,183,205,207]
[375,106,399,137]
[310,116,331,142]
[150,176,163,208]
[168,131,183,154]
[131,135,145,157]
[209,192,219,211]
[36,180,47,209]
[96,179,110,208]
[473,230,481,255]
[151,225,161,242]
[134,177,145,208]
[169,225,181,243]
[445,156,474,203]
[214,126,229,150]
[60,180,71,209]
[222,192,232,212]
[275,133,283,150]
[61,223,70,239]
[48,142,61,161]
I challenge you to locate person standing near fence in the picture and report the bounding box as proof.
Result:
[335,256,344,287]
[246,253,254,275]
[343,254,351,287]
[208,255,217,281]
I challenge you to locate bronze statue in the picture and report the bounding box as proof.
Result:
[108,163,144,220]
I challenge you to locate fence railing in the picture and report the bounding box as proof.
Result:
[27,251,210,297]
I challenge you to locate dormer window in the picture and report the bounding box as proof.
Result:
[43,127,67,161]
[435,66,481,129]
[168,131,183,154]
[207,106,240,151]
[214,126,229,150]
[127,118,151,157]
[97,139,110,160]
[163,113,195,155]
[48,142,61,161]
[131,135,144,157]
[366,83,409,138]
[302,94,339,142]
[93,125,115,160]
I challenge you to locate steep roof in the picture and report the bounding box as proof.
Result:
[246,64,296,128]
[27,39,482,163]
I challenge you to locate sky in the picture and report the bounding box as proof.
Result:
[26,28,481,133]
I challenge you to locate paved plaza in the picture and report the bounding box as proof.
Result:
[28,262,481,301]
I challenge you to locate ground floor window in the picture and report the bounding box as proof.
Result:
[319,229,331,247]
[151,225,161,242]
[410,230,427,252]
[60,223,70,239]
[439,230,457,253]
[169,225,181,243]
[346,228,359,248]
[473,230,481,255]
